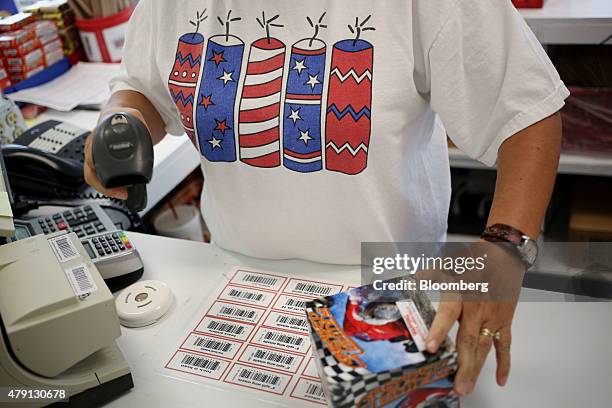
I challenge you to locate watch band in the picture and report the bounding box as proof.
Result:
[480,223,538,268]
[480,223,525,245]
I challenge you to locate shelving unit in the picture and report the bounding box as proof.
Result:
[449,147,612,176]
[447,1,612,176]
[520,0,612,44]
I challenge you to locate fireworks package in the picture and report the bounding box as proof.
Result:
[305,284,459,408]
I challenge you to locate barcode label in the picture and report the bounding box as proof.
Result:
[218,285,275,307]
[49,235,80,262]
[166,350,229,380]
[284,279,342,297]
[225,363,291,394]
[251,327,310,354]
[263,311,310,334]
[291,378,327,404]
[302,358,319,379]
[64,264,97,296]
[195,317,253,341]
[207,301,265,324]
[273,294,310,313]
[230,270,285,291]
[239,345,303,373]
[181,333,242,359]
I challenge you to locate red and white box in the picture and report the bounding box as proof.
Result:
[29,20,58,38]
[0,13,35,32]
[0,28,36,49]
[44,48,64,66]
[2,38,40,57]
[9,64,44,82]
[6,47,44,68]
[0,68,11,89]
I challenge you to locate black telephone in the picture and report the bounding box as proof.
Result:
[1,120,90,197]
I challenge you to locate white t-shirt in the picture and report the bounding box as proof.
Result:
[111,0,569,264]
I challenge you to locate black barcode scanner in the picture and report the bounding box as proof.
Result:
[92,112,154,212]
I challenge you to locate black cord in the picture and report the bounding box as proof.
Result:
[601,32,612,45]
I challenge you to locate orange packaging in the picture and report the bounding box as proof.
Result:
[0,28,36,49]
[2,38,41,57]
[5,48,44,68]
[0,68,11,89]
[9,64,44,82]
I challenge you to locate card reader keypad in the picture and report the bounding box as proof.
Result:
[86,231,133,259]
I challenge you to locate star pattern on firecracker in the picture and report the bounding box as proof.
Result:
[214,118,231,135]
[287,107,302,125]
[305,73,321,90]
[208,135,222,149]
[209,49,227,66]
[218,70,234,86]
[292,58,307,75]
[199,93,215,110]
[298,128,313,145]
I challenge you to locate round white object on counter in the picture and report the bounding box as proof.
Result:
[115,280,172,328]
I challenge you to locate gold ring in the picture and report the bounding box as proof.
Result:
[480,327,501,341]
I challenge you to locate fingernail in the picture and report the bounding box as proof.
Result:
[456,381,474,396]
[500,375,508,386]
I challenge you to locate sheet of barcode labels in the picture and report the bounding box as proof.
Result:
[164,267,353,406]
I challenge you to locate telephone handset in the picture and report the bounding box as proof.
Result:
[1,144,84,196]
[1,120,90,197]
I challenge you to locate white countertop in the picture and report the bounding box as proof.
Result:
[108,232,612,408]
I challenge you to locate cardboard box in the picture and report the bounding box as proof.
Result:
[44,47,64,66]
[5,48,44,68]
[0,28,36,49]
[9,64,44,82]
[0,68,11,89]
[0,13,35,32]
[570,180,612,242]
[43,38,62,54]
[306,284,458,407]
[1,38,41,57]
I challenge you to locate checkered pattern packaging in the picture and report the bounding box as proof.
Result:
[305,283,459,407]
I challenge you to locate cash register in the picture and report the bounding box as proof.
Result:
[0,149,134,406]
[9,203,144,292]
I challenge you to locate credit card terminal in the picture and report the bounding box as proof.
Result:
[10,203,143,291]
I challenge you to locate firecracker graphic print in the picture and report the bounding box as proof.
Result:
[196,10,244,162]
[168,10,207,149]
[282,13,328,173]
[238,12,286,168]
[325,15,374,175]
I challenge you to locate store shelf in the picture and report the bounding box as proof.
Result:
[520,0,612,44]
[449,147,612,176]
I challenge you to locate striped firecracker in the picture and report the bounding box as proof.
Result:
[168,32,204,148]
[237,37,286,167]
[282,38,326,173]
[195,34,245,162]
[325,39,373,175]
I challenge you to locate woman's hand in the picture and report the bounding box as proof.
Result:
[422,240,525,397]
[426,299,518,396]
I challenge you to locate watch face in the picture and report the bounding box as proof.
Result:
[520,237,538,267]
